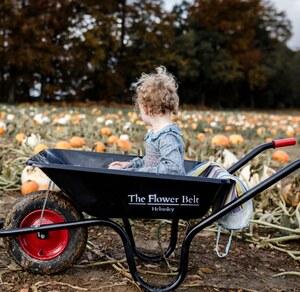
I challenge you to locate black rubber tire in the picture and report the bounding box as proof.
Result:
[3,191,88,275]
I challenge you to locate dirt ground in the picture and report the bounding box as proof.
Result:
[0,191,299,292]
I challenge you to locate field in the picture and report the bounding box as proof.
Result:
[0,104,299,291]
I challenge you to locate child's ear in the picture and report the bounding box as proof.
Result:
[143,106,150,115]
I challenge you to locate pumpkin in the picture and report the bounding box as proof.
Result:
[0,127,5,136]
[211,134,230,147]
[285,127,295,137]
[204,128,214,134]
[0,111,6,119]
[107,135,118,144]
[91,108,101,115]
[34,143,48,155]
[265,137,273,143]
[55,126,63,132]
[229,134,244,145]
[93,141,106,152]
[72,115,80,125]
[197,133,206,142]
[117,139,132,151]
[55,141,72,150]
[16,133,26,143]
[21,180,39,195]
[24,133,41,148]
[272,150,289,162]
[69,136,85,148]
[100,127,112,136]
[224,125,233,131]
[191,123,197,130]
[38,184,49,191]
[119,134,129,141]
[256,127,266,137]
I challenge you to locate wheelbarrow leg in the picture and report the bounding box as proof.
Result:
[114,219,197,291]
[122,217,210,291]
[122,218,179,262]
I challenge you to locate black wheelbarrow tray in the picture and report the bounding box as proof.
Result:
[0,138,299,291]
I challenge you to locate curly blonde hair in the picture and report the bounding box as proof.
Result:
[133,66,179,116]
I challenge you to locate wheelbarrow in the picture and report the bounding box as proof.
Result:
[0,138,299,291]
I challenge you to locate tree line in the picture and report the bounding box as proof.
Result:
[1,0,299,108]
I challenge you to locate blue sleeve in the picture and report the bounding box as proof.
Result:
[123,157,144,171]
[131,157,144,168]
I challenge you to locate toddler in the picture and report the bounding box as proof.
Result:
[108,66,185,175]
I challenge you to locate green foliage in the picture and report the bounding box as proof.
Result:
[0,0,298,108]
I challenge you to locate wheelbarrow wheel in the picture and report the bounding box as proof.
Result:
[3,191,88,275]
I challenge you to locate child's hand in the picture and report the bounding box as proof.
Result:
[108,161,132,169]
[108,164,123,169]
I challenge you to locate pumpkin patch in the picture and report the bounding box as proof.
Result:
[0,104,299,267]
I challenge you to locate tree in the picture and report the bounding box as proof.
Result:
[174,0,292,108]
[290,51,300,107]
[119,0,177,99]
[0,1,81,102]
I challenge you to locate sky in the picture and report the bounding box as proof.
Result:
[164,0,300,50]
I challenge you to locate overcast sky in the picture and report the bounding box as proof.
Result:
[164,0,300,50]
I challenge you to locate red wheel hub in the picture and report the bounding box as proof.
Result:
[19,210,69,260]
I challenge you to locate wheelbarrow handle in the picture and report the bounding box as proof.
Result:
[227,137,297,174]
[273,137,297,148]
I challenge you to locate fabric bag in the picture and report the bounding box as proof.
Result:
[188,161,253,257]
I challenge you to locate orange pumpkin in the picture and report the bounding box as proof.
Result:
[191,123,197,130]
[286,129,295,137]
[272,150,289,163]
[16,133,26,143]
[55,126,63,132]
[224,125,233,131]
[197,133,206,142]
[69,136,85,148]
[93,141,106,152]
[107,135,118,144]
[256,127,266,137]
[91,108,101,115]
[0,111,6,119]
[21,180,39,195]
[211,134,230,147]
[55,141,72,150]
[229,134,244,145]
[0,127,5,136]
[100,127,112,136]
[265,137,273,143]
[117,139,132,151]
[204,128,214,134]
[34,143,48,155]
